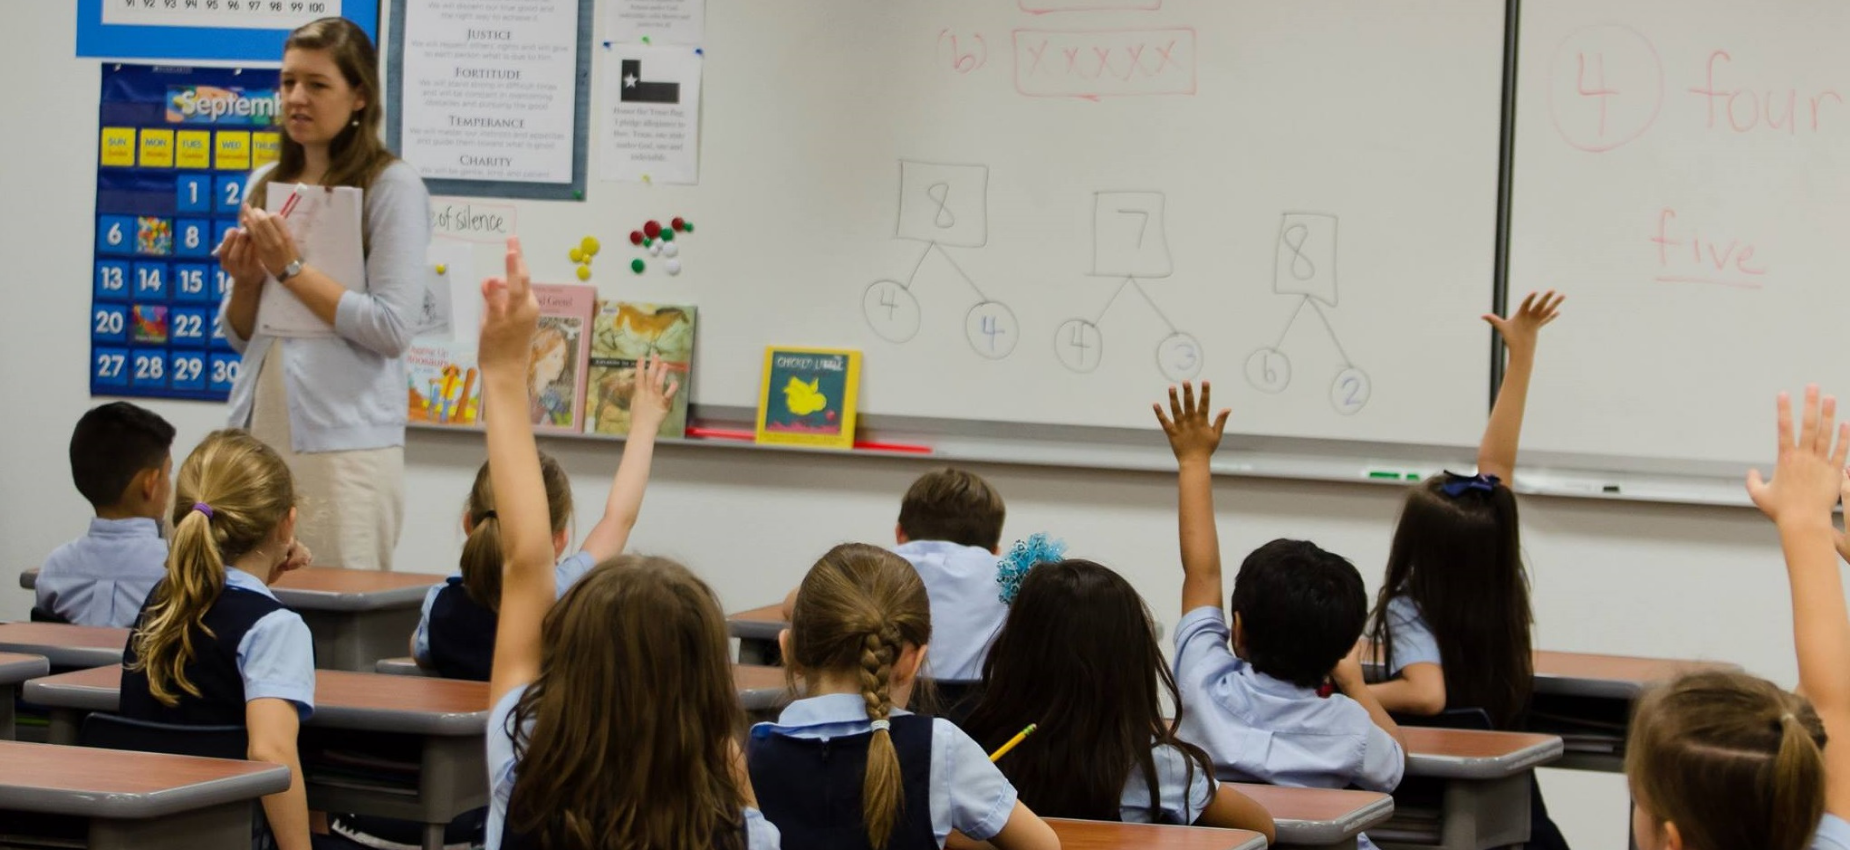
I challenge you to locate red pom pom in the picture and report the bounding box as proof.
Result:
[672,217,686,232]
[628,230,644,245]
[644,221,663,238]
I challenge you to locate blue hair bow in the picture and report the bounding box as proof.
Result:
[996,533,1067,605]
[1438,471,1501,498]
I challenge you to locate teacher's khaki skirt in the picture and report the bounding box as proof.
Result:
[248,344,405,571]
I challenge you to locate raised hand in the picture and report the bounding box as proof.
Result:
[1155,381,1230,466]
[1483,290,1565,354]
[629,353,681,433]
[479,237,539,373]
[1747,385,1849,527]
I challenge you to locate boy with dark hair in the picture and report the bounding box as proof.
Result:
[1156,383,1405,828]
[38,402,177,626]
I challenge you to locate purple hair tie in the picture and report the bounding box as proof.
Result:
[193,502,215,519]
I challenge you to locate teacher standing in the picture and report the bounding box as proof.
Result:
[217,18,429,571]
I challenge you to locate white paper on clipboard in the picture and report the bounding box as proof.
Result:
[256,185,366,338]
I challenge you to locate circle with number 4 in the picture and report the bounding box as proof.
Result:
[1156,332,1203,382]
[964,301,1019,360]
[862,280,921,343]
[1329,367,1372,416]
[1054,319,1104,374]
[1245,348,1291,394]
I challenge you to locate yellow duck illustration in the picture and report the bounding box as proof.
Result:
[783,377,829,416]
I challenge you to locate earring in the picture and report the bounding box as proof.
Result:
[351,118,360,127]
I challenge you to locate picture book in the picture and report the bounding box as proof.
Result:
[755,347,861,449]
[528,283,596,434]
[587,301,697,439]
[406,338,481,427]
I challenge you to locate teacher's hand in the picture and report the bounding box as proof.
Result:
[240,205,303,280]
[217,228,266,290]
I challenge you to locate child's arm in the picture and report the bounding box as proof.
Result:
[1335,648,1409,762]
[478,238,551,709]
[578,354,679,563]
[943,802,1060,850]
[1746,386,1850,818]
[1154,382,1232,614]
[1367,663,1447,717]
[1476,291,1564,482]
[1197,783,1277,844]
[246,698,310,850]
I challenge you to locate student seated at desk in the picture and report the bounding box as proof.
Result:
[37,402,176,627]
[477,239,780,850]
[410,354,677,681]
[1625,386,1850,850]
[752,543,1058,850]
[1156,383,1406,849]
[962,558,1275,842]
[121,429,316,850]
[1362,292,1569,849]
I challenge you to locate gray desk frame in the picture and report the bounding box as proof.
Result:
[0,654,49,740]
[1265,792,1396,850]
[0,742,289,850]
[1374,736,1565,850]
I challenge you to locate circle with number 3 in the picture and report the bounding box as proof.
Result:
[1156,333,1203,382]
[1244,348,1291,394]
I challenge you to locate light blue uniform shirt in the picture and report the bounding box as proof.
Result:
[1173,606,1405,792]
[1120,743,1216,824]
[1818,814,1850,850]
[895,540,1009,682]
[223,567,317,719]
[753,692,1020,844]
[484,684,781,850]
[37,517,169,628]
[1383,595,1442,676]
[411,551,597,664]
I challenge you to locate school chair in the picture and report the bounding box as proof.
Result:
[29,606,70,624]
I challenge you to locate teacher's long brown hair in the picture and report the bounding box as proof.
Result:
[251,17,395,207]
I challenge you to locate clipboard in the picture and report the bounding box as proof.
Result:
[255,185,366,338]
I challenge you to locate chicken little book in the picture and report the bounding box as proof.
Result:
[755,347,861,450]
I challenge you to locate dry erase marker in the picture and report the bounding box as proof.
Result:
[988,723,1037,762]
[279,182,307,219]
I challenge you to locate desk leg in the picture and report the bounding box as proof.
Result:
[1442,773,1531,850]
[0,682,15,741]
[419,734,491,850]
[47,708,82,746]
[299,608,422,672]
[89,801,252,850]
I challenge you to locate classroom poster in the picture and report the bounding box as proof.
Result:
[600,44,703,184]
[91,64,277,402]
[77,0,380,62]
[396,0,583,190]
[608,0,705,46]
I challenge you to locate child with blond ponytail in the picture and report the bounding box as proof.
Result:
[121,428,317,850]
[749,542,1059,850]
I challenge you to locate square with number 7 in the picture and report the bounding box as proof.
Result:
[1092,192,1171,279]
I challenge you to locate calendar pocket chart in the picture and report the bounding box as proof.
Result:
[93,64,279,402]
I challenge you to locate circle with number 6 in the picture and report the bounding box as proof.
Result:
[1244,348,1291,394]
[1053,319,1104,374]
[862,280,921,344]
[1156,332,1204,381]
[964,301,1019,360]
[1329,367,1372,416]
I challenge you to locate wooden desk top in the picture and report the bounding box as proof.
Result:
[0,740,289,819]
[270,567,444,612]
[0,652,49,685]
[1533,650,1740,699]
[1229,783,1394,845]
[0,622,128,668]
[1045,818,1265,850]
[1401,727,1564,780]
[25,665,491,736]
[728,605,786,641]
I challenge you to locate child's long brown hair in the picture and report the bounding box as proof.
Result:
[458,455,572,611]
[1368,478,1533,727]
[965,560,1211,822]
[1627,670,1826,850]
[127,430,294,706]
[788,543,933,849]
[251,17,395,207]
[505,556,747,850]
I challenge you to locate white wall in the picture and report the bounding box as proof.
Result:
[0,5,1822,849]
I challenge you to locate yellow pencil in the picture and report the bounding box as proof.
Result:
[988,723,1038,762]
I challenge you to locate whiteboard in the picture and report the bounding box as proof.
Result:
[1511,1,1850,469]
[425,0,1507,447]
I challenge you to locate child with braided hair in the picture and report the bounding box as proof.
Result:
[749,543,1059,850]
